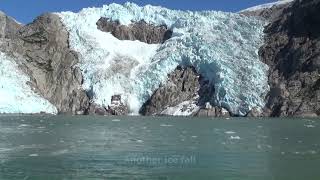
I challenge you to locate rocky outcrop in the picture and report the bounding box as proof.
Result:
[140,66,201,115]
[0,13,89,114]
[140,66,230,117]
[260,0,320,117]
[86,95,129,116]
[96,17,173,44]
[196,103,230,117]
[86,103,109,116]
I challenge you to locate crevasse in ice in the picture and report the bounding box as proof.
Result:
[59,2,269,116]
[0,52,58,114]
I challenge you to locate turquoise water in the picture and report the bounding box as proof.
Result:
[0,116,319,180]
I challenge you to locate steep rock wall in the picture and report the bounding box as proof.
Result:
[260,0,320,117]
[0,13,89,114]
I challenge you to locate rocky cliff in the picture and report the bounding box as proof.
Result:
[0,13,89,114]
[259,0,320,117]
[140,66,201,116]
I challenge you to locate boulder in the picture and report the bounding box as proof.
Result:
[195,103,230,117]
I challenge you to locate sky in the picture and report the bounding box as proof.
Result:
[0,0,277,23]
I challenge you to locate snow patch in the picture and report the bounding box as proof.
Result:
[240,0,294,13]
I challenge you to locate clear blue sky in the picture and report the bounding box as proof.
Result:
[1,0,276,24]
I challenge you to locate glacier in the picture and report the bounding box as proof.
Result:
[59,2,269,116]
[0,52,57,114]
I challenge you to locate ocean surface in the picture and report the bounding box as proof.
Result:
[0,116,319,180]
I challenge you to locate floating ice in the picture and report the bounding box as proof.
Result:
[160,124,173,127]
[225,131,236,134]
[230,136,241,140]
[28,154,39,157]
[304,124,316,128]
[18,124,31,128]
[59,2,269,116]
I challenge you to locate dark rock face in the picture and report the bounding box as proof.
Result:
[108,104,129,116]
[140,66,200,115]
[85,95,129,116]
[86,103,109,116]
[86,103,129,116]
[260,0,320,117]
[96,17,173,44]
[0,13,89,114]
[140,66,201,115]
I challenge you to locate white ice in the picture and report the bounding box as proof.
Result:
[160,100,200,116]
[59,2,269,116]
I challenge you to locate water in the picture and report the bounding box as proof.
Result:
[0,116,319,180]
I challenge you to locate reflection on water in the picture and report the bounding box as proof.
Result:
[0,116,319,179]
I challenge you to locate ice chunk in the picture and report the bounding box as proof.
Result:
[28,154,39,157]
[160,101,200,116]
[225,131,236,134]
[230,136,241,140]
